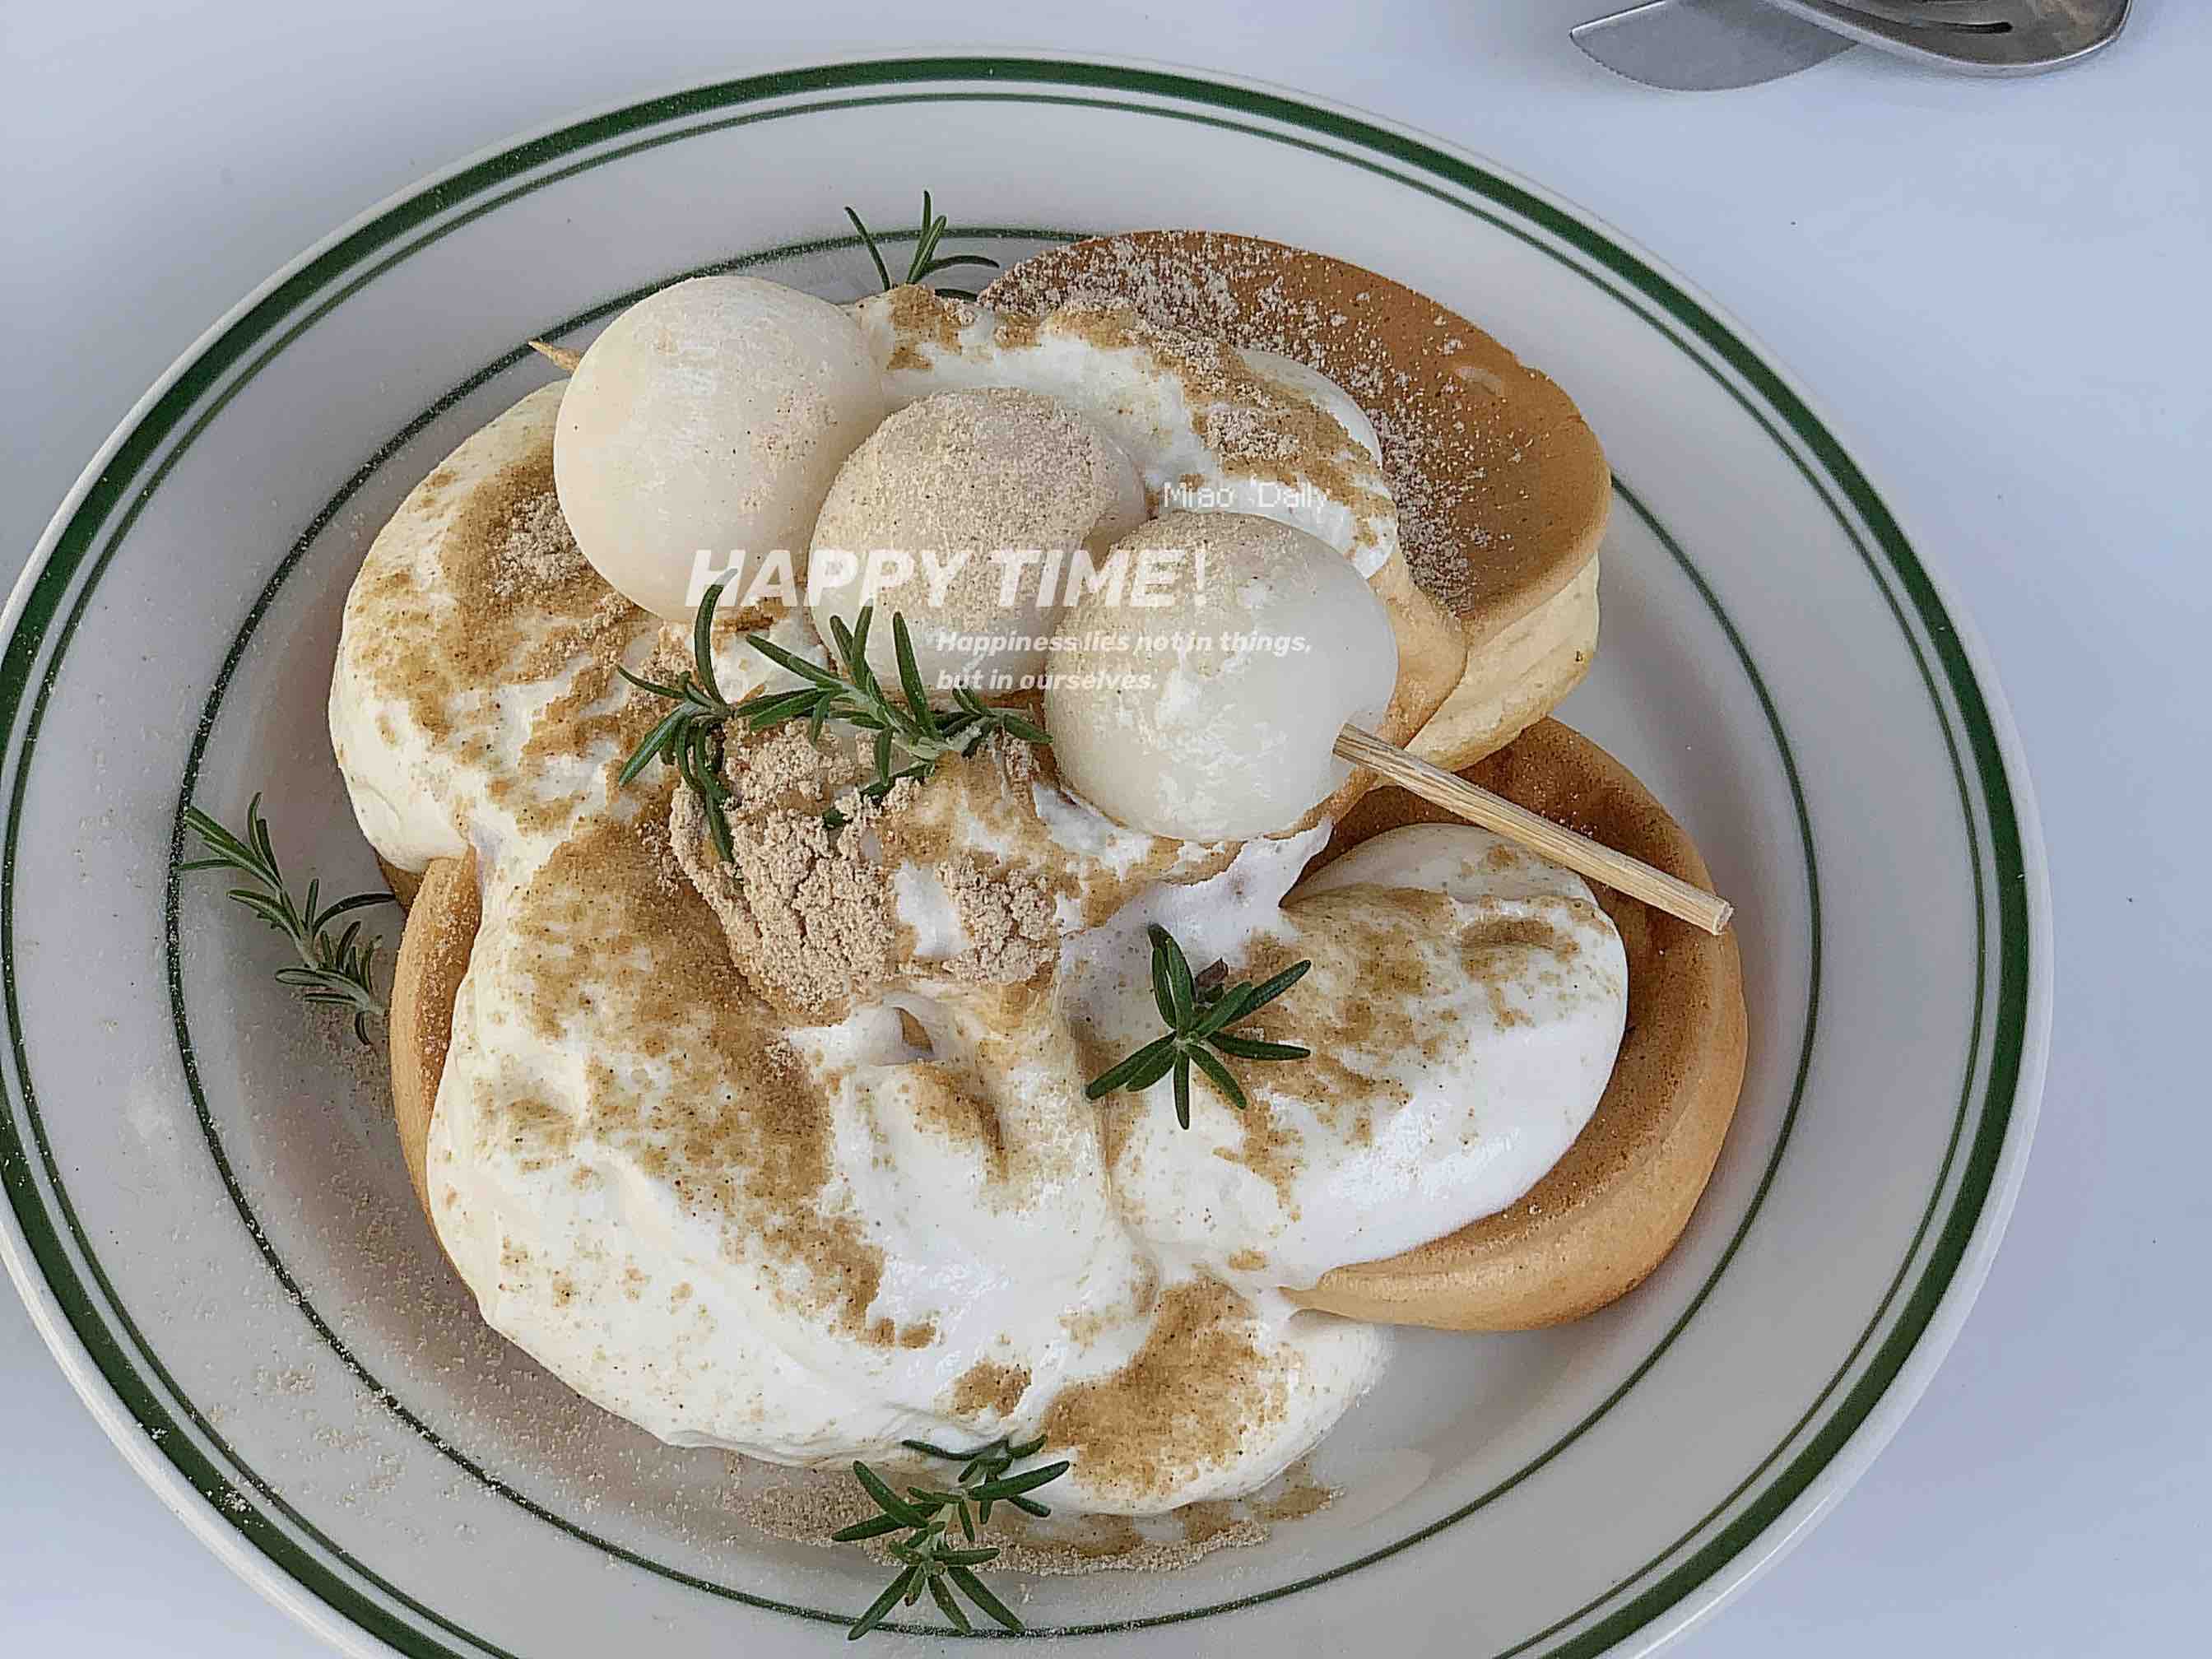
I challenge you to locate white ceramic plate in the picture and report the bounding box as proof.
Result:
[2,53,2049,1659]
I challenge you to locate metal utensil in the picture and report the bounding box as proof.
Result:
[1573,0,2131,88]
[1572,0,1858,91]
[1760,0,2131,76]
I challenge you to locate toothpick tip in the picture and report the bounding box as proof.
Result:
[528,339,583,373]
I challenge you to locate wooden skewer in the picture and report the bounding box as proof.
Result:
[526,316,1727,933]
[1334,724,1734,936]
[527,339,583,373]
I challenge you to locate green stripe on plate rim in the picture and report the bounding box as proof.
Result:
[0,55,2028,1657]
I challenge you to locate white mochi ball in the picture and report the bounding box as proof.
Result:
[553,275,885,620]
[808,388,1145,690]
[1045,512,1398,841]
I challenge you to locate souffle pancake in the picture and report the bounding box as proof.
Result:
[328,223,1744,1537]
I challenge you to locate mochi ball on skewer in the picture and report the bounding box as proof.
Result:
[1045,512,1397,842]
[552,275,885,620]
[807,387,1146,691]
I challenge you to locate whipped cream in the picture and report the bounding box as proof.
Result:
[332,369,1625,1514]
[1071,824,1628,1293]
[848,289,1399,579]
[428,811,1387,1509]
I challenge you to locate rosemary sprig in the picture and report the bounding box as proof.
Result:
[1084,925,1313,1128]
[746,604,1050,787]
[180,795,397,1044]
[615,574,743,862]
[832,1435,1068,1639]
[618,583,1050,857]
[843,189,1001,300]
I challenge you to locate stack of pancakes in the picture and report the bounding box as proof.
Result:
[386,231,1745,1333]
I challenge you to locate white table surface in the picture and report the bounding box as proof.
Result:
[6,2,2207,1652]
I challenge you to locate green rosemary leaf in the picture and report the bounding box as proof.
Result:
[179,806,249,860]
[946,1565,1023,1633]
[619,705,694,784]
[1153,925,1196,1020]
[1084,1033,1177,1099]
[908,196,941,280]
[183,797,393,1043]
[852,1462,926,1527]
[613,664,689,701]
[830,1513,906,1544]
[309,889,395,930]
[1149,939,1180,1028]
[967,1461,1070,1500]
[1125,1040,1184,1094]
[737,687,824,729]
[1208,1033,1311,1063]
[846,606,884,703]
[843,205,894,293]
[707,797,736,862]
[672,731,712,802]
[993,709,1051,745]
[1084,923,1314,1128]
[1238,958,1313,1013]
[1188,1044,1249,1111]
[913,253,1001,276]
[834,1422,1061,1638]
[891,614,937,737]
[899,1438,965,1462]
[691,576,729,696]
[247,797,280,872]
[746,631,843,690]
[826,606,858,662]
[847,1567,914,1642]
[632,576,1053,875]
[925,1573,972,1633]
[846,193,1000,306]
[1189,981,1259,1038]
[228,890,292,928]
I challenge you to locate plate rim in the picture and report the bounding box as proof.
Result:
[0,49,2052,1659]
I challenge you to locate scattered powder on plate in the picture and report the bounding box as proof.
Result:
[730,1457,1334,1578]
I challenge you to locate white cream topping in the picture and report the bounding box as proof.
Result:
[422,802,1387,1509]
[429,908,1165,1468]
[847,293,1398,579]
[1076,824,1628,1292]
[328,383,574,871]
[332,330,1624,1513]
